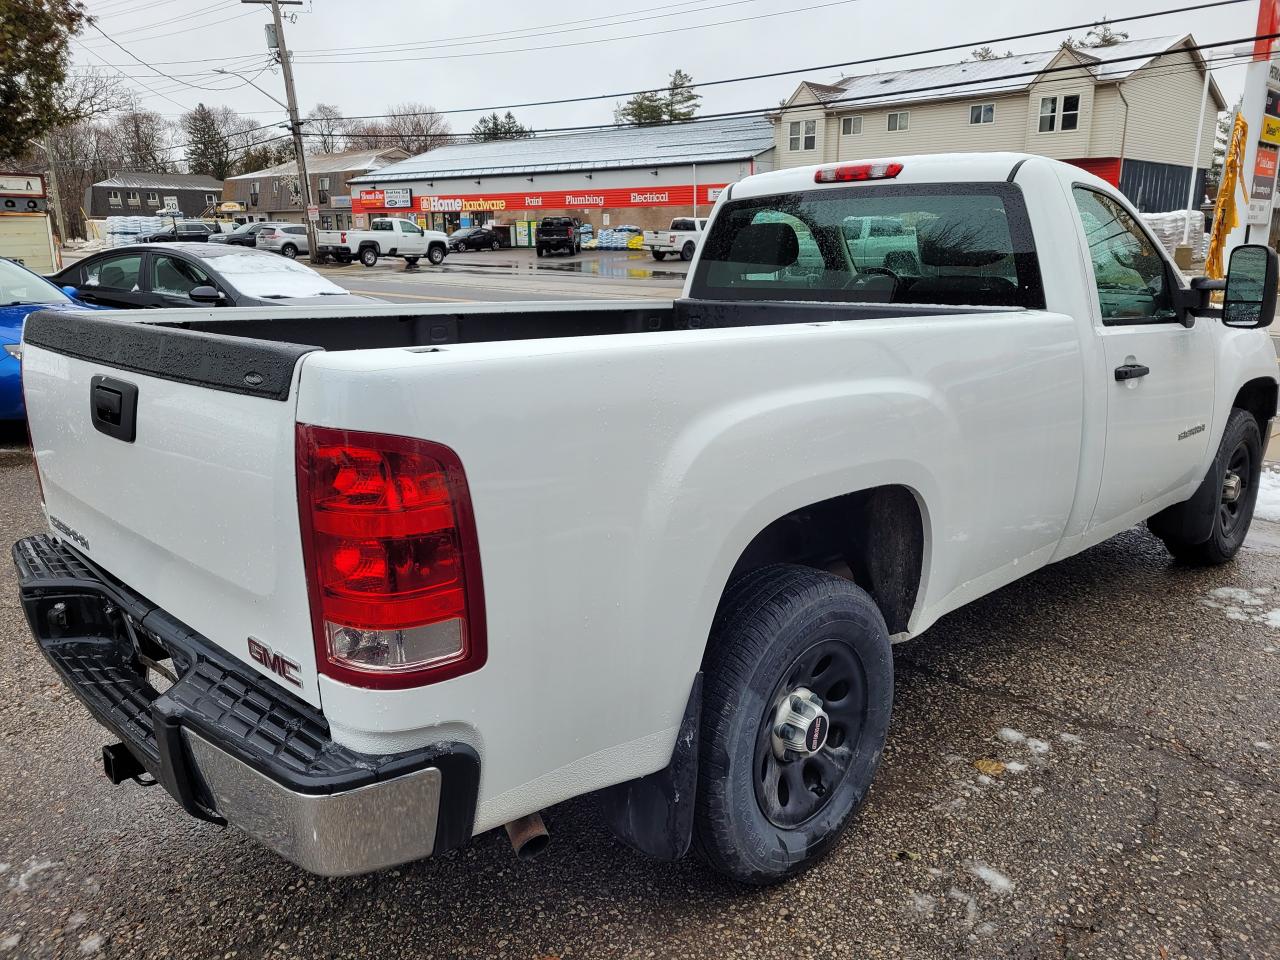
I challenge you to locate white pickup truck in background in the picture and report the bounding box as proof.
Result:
[314,216,449,267]
[14,153,1279,886]
[644,216,709,261]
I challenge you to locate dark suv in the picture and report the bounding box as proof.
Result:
[536,217,580,257]
[136,220,213,243]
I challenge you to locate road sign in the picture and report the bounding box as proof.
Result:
[307,204,319,221]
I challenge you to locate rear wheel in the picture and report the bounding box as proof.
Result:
[280,243,298,259]
[652,251,667,261]
[536,246,546,258]
[696,564,892,885]
[359,247,378,267]
[681,241,696,261]
[1151,407,1263,565]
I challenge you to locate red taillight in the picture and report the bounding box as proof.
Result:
[340,231,347,243]
[296,424,486,689]
[814,162,904,183]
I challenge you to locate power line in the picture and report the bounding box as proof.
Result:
[87,20,272,93]
[298,0,1253,123]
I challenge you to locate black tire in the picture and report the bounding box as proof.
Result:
[405,256,420,267]
[536,246,545,258]
[652,251,667,261]
[491,239,501,251]
[1151,407,1263,565]
[696,564,893,885]
[681,241,696,261]
[280,243,298,259]
[428,245,445,266]
[336,253,353,265]
[359,247,378,267]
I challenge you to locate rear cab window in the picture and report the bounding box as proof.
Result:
[690,183,1045,309]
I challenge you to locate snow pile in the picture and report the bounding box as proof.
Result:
[1255,467,1280,523]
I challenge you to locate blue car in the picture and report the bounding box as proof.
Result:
[1,257,96,420]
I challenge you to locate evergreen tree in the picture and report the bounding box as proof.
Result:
[183,103,232,179]
[614,90,667,126]
[471,111,532,142]
[0,0,90,160]
[664,69,701,121]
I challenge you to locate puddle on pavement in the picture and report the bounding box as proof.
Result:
[440,251,686,282]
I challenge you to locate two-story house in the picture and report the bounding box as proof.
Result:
[224,148,410,230]
[770,35,1225,212]
[85,172,223,219]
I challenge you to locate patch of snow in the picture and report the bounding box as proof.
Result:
[67,913,87,931]
[1004,761,1029,773]
[975,921,997,938]
[1264,610,1280,629]
[1025,738,1051,755]
[996,727,1025,744]
[926,867,944,878]
[10,859,57,892]
[976,774,994,786]
[1254,740,1273,751]
[1254,468,1280,522]
[1209,586,1265,606]
[79,934,103,956]
[1030,786,1045,796]
[907,892,937,917]
[0,935,20,952]
[967,860,1016,895]
[1059,732,1085,746]
[947,887,980,927]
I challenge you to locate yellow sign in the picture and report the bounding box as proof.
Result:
[218,201,245,212]
[1262,114,1280,146]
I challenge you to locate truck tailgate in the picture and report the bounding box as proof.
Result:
[21,310,324,706]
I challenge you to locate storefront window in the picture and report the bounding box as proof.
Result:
[321,215,332,230]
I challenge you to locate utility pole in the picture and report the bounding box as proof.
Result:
[37,137,67,246]
[242,0,316,260]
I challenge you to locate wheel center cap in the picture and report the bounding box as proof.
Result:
[771,687,830,760]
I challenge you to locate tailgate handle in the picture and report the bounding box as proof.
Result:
[90,375,138,442]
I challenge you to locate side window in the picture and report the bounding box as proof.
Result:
[1071,187,1175,323]
[150,255,213,298]
[85,254,143,291]
[372,220,393,232]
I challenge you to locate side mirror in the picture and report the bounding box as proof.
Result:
[189,285,224,304]
[1223,243,1278,329]
[61,285,78,298]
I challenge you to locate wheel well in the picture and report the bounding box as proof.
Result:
[358,242,378,252]
[1233,377,1278,437]
[724,485,924,634]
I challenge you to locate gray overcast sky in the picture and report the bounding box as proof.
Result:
[73,0,1262,137]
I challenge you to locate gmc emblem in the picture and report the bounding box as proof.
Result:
[247,637,303,688]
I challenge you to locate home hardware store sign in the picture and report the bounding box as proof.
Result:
[353,183,728,215]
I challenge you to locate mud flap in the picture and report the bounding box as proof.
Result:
[600,673,701,861]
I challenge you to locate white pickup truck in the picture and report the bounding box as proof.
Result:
[314,217,449,267]
[13,153,1279,886]
[644,216,709,261]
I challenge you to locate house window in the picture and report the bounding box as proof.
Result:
[318,176,330,204]
[146,192,159,205]
[788,119,817,151]
[969,103,995,125]
[1061,94,1080,131]
[205,193,216,204]
[126,191,140,207]
[841,116,863,136]
[250,181,260,205]
[1039,97,1057,132]
[887,111,909,132]
[272,180,279,195]
[108,190,121,207]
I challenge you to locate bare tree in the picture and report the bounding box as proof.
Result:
[305,102,347,153]
[346,103,450,155]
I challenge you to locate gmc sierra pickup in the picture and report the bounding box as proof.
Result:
[12,153,1279,885]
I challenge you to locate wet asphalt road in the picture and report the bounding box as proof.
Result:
[0,442,1277,959]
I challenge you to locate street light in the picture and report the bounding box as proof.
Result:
[212,67,289,111]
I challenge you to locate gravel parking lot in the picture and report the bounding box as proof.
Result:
[0,439,1277,959]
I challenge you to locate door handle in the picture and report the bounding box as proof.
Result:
[1114,362,1150,382]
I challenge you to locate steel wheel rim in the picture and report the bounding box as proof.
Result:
[1220,441,1252,537]
[752,636,868,829]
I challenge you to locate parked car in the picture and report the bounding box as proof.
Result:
[536,216,581,257]
[842,215,920,273]
[49,243,378,308]
[448,226,502,252]
[257,224,310,259]
[136,220,214,243]
[14,154,1280,885]
[644,217,709,261]
[0,258,97,420]
[315,217,449,267]
[209,221,289,247]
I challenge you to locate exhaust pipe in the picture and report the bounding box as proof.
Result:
[503,813,549,861]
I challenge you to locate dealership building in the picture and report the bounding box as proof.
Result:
[346,116,775,234]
